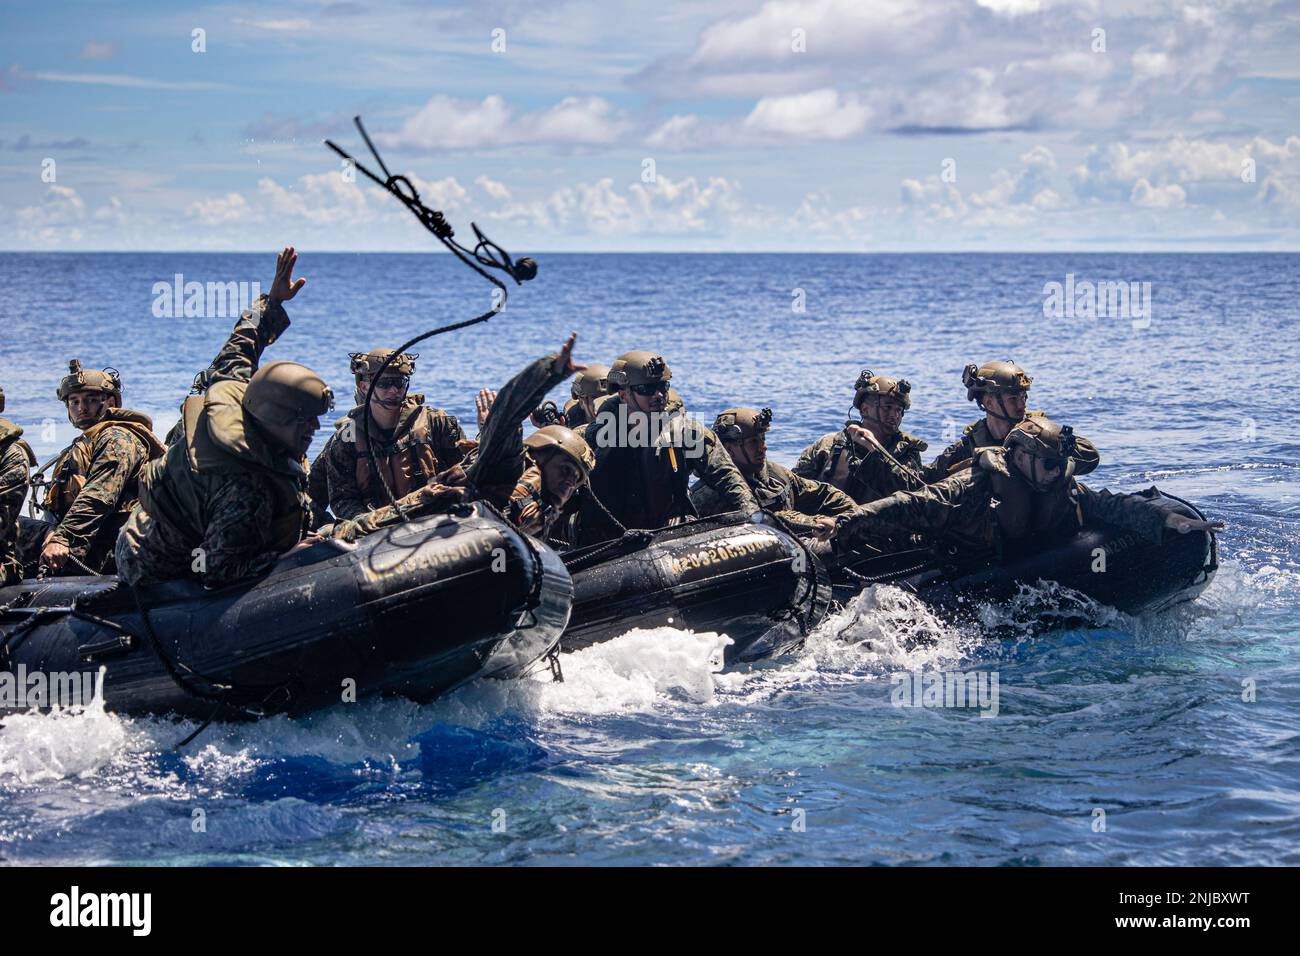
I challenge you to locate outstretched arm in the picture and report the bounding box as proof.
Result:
[1075,484,1222,542]
[196,247,305,387]
[837,474,970,550]
[465,332,582,501]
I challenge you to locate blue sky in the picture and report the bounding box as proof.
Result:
[2,0,1298,251]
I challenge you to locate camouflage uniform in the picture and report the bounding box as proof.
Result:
[691,459,855,536]
[794,427,930,504]
[306,438,334,530]
[504,465,565,541]
[329,353,571,542]
[575,394,758,545]
[40,408,164,575]
[321,396,465,521]
[465,355,569,506]
[116,296,314,589]
[0,417,36,585]
[924,412,1100,481]
[837,447,1165,562]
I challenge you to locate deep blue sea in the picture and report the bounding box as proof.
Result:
[1,252,1297,866]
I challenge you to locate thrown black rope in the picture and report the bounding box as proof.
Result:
[325,116,537,521]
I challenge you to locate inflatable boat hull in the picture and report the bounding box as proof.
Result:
[562,514,831,662]
[826,488,1217,618]
[0,504,571,718]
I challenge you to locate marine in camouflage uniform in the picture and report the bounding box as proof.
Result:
[924,360,1100,481]
[837,417,1182,563]
[321,348,466,523]
[117,247,332,589]
[794,370,929,505]
[36,361,165,575]
[504,424,594,543]
[692,407,854,538]
[330,335,588,543]
[574,351,758,545]
[561,363,610,430]
[0,386,37,584]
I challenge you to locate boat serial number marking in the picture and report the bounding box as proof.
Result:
[665,532,779,578]
[366,537,500,580]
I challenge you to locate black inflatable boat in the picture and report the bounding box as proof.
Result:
[0,504,571,718]
[562,513,831,662]
[823,488,1217,618]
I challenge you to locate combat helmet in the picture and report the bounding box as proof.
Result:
[963,360,1032,402]
[712,407,772,442]
[524,425,595,481]
[245,361,335,428]
[571,363,610,401]
[349,349,417,379]
[56,359,122,404]
[606,351,671,389]
[1003,416,1077,485]
[853,369,911,410]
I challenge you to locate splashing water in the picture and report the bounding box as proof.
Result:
[3,250,1298,865]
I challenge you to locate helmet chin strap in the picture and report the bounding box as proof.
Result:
[859,401,899,436]
[727,440,760,473]
[983,394,1024,425]
[67,402,108,430]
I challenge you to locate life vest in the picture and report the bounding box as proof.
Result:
[745,463,795,512]
[0,417,36,469]
[43,408,164,519]
[137,379,307,556]
[342,398,439,509]
[982,449,1081,544]
[825,428,927,501]
[508,462,558,538]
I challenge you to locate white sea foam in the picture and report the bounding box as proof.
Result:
[428,627,734,727]
[0,684,135,785]
[0,558,1277,788]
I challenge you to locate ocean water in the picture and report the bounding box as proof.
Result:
[0,251,1297,866]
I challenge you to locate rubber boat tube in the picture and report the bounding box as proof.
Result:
[0,503,571,718]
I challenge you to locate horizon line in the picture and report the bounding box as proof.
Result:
[1,248,1296,255]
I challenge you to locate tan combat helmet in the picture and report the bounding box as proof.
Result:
[963,360,1032,402]
[524,425,596,481]
[245,361,334,427]
[853,369,911,410]
[56,359,122,404]
[349,349,417,379]
[712,407,772,442]
[606,351,671,389]
[1004,416,1078,482]
[571,363,610,401]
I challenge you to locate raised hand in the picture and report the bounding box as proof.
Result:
[551,331,586,377]
[475,388,497,429]
[269,246,307,303]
